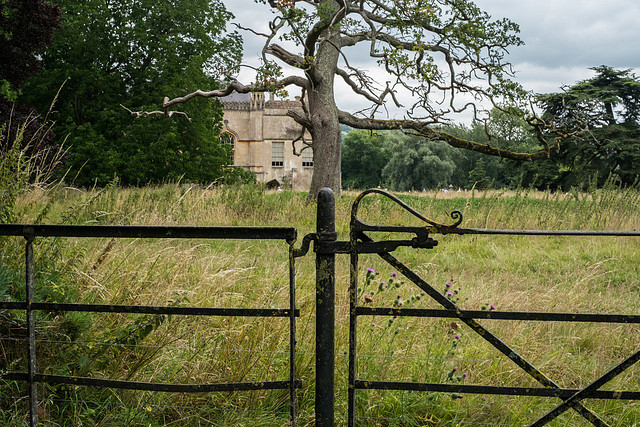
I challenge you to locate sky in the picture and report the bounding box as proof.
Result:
[224,0,640,122]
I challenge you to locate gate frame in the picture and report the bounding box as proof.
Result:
[0,224,301,426]
[337,188,640,427]
[3,188,640,426]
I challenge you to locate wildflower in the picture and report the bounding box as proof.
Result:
[462,373,467,379]
[390,272,397,278]
[366,267,375,273]
[371,322,376,327]
[490,304,496,311]
[393,295,403,307]
[446,291,454,297]
[445,282,452,288]
[454,334,460,340]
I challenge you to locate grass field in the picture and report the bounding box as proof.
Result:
[2,183,640,426]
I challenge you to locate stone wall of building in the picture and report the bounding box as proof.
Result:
[220,92,313,191]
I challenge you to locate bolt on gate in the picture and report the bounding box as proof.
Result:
[2,188,640,426]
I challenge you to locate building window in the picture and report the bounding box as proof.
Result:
[219,132,235,164]
[302,147,313,167]
[272,141,284,167]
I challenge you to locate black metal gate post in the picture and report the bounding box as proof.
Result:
[315,188,336,427]
[24,227,38,427]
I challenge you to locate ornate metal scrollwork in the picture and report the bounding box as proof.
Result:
[350,188,463,234]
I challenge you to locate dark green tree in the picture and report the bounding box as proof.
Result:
[0,0,60,157]
[538,66,640,188]
[341,130,388,189]
[381,132,457,191]
[22,0,244,186]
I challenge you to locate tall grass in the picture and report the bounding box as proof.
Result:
[2,182,640,426]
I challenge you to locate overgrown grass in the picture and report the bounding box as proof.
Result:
[2,182,640,426]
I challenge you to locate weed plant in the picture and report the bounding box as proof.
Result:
[1,181,640,426]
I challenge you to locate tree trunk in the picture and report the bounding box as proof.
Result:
[306,11,342,200]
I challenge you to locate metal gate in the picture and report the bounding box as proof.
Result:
[2,188,640,426]
[0,224,300,426]
[336,188,640,427]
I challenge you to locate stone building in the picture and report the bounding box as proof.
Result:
[219,92,313,190]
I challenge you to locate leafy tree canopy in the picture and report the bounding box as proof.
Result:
[538,66,640,188]
[0,0,60,161]
[22,0,245,186]
[0,0,60,101]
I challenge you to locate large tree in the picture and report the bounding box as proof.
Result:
[538,66,640,188]
[0,0,60,158]
[154,0,577,197]
[22,0,244,186]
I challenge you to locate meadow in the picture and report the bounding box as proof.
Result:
[2,182,640,426]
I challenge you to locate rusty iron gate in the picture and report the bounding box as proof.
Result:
[336,188,640,427]
[2,188,640,426]
[0,224,300,426]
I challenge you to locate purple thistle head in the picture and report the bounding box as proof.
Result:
[390,272,397,278]
[462,373,468,378]
[366,267,375,273]
[490,304,496,311]
[445,282,452,287]
[446,291,454,296]
[454,334,460,339]
[371,322,376,327]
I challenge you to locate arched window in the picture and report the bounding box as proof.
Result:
[219,132,235,165]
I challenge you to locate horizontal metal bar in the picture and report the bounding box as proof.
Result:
[531,347,640,426]
[441,228,640,237]
[355,380,640,400]
[3,372,302,393]
[0,301,299,317]
[356,307,640,324]
[0,224,297,241]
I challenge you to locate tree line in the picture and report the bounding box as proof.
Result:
[2,1,639,194]
[343,66,640,192]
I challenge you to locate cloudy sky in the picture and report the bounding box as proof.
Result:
[225,0,640,121]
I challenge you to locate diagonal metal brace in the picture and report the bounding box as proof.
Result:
[360,231,610,427]
[530,348,640,426]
